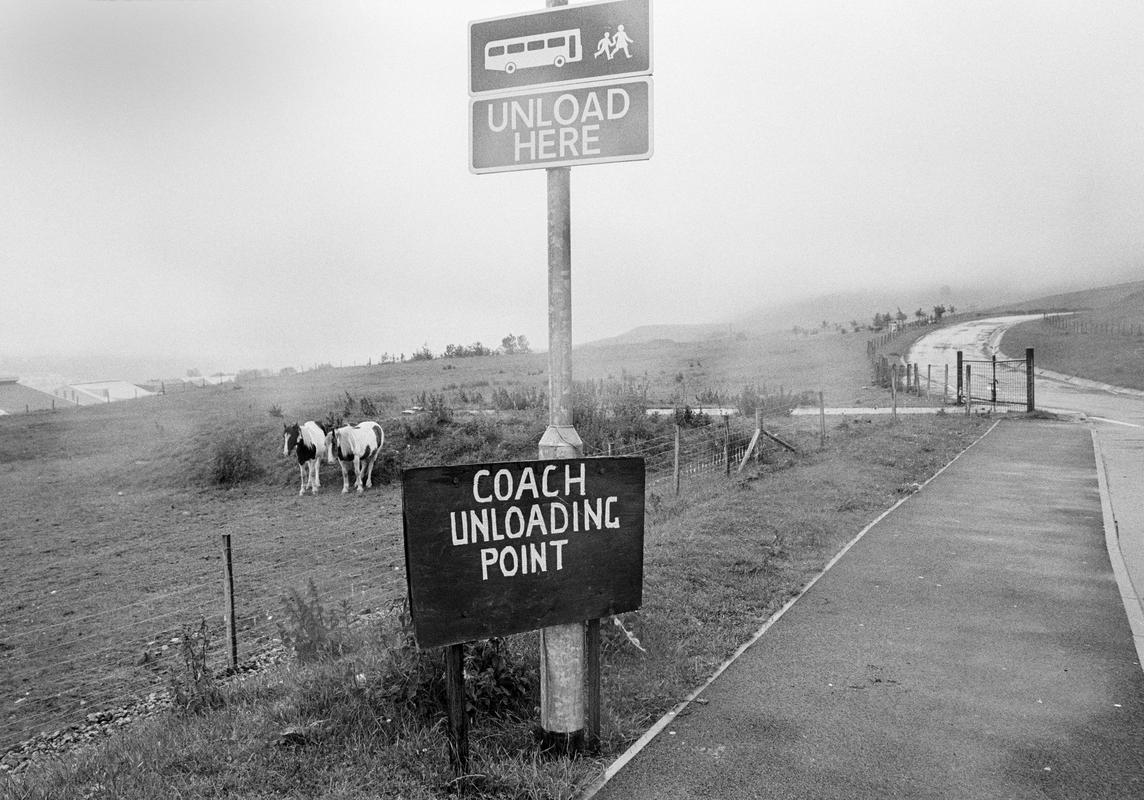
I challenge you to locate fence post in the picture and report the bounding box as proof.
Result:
[673,424,681,496]
[723,415,731,477]
[221,533,238,671]
[944,364,949,403]
[819,391,826,448]
[965,366,972,416]
[890,365,898,422]
[1026,348,1035,412]
[956,351,963,404]
[991,355,997,406]
[914,366,920,395]
[926,365,932,396]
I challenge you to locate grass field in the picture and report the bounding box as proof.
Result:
[999,283,1144,391]
[1,328,995,797]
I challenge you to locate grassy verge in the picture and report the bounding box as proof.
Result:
[3,413,991,799]
[1002,317,1144,391]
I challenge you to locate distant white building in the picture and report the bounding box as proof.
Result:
[55,380,155,406]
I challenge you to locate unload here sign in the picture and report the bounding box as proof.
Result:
[469,78,652,173]
[401,457,645,648]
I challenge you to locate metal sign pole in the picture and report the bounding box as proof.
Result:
[538,151,586,750]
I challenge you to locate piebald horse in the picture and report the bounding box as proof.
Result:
[327,420,385,494]
[283,421,328,495]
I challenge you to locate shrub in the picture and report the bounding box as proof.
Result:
[211,432,265,485]
[267,404,284,418]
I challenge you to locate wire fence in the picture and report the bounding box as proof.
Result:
[1042,313,1144,338]
[0,395,817,762]
[867,330,1035,413]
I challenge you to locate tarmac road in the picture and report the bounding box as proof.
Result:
[908,316,1144,661]
[586,420,1144,800]
[581,320,1144,799]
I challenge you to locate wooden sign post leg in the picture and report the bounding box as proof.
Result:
[445,643,469,777]
[586,618,601,751]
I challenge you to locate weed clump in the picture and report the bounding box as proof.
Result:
[278,580,354,663]
[168,618,223,714]
[377,602,537,723]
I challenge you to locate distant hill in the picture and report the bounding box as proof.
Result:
[980,279,1144,318]
[591,278,1144,346]
[592,285,1003,346]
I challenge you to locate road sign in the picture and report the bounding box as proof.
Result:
[401,457,645,649]
[469,0,651,95]
[470,76,652,174]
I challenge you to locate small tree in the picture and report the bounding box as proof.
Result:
[933,304,947,321]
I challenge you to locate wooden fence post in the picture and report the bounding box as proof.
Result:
[944,364,949,403]
[926,365,932,396]
[723,415,731,477]
[890,365,898,422]
[221,533,238,670]
[818,391,826,448]
[673,425,681,496]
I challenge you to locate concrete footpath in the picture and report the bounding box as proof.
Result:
[586,420,1144,800]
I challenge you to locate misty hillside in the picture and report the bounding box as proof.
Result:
[595,278,1144,347]
[981,279,1144,317]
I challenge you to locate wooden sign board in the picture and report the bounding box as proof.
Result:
[401,457,645,649]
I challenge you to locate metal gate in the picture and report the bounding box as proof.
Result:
[958,350,1034,411]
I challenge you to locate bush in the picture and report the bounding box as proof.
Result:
[574,378,658,451]
[211,432,265,485]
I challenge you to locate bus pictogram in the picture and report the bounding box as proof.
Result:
[484,29,582,74]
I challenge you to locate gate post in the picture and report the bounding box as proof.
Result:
[991,355,997,406]
[965,366,972,415]
[956,351,964,404]
[1026,348,1035,412]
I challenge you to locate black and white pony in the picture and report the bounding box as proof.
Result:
[283,421,329,495]
[326,420,384,494]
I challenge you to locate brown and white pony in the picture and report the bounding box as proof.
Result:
[326,421,384,494]
[283,421,328,495]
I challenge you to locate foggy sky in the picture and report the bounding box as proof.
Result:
[2,0,1142,379]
